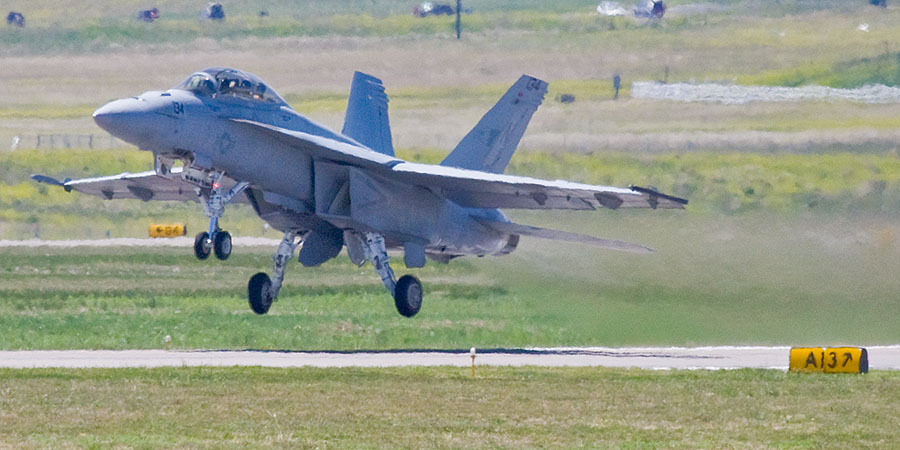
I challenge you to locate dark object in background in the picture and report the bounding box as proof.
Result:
[137,8,159,23]
[259,10,269,17]
[431,4,454,15]
[613,74,621,100]
[556,94,576,104]
[413,3,455,17]
[634,0,665,19]
[6,11,25,27]
[204,2,225,21]
[870,0,887,7]
[651,1,666,18]
[455,0,461,39]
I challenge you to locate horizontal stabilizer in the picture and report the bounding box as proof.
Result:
[478,219,653,254]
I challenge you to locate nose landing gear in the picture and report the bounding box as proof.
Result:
[193,173,248,261]
[193,231,212,260]
[193,230,233,260]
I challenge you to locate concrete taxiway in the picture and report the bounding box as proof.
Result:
[2,347,899,370]
[0,237,281,248]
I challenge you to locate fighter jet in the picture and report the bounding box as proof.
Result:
[34,68,687,317]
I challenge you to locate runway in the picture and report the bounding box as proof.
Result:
[0,237,281,248]
[2,346,899,370]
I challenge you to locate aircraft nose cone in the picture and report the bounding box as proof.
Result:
[93,99,139,133]
[92,98,156,146]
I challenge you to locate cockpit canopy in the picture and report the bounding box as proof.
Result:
[173,67,288,106]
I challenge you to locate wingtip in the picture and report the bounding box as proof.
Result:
[31,174,62,186]
[629,185,689,208]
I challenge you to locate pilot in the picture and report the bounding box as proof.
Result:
[201,78,216,95]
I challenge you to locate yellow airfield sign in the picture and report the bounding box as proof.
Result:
[148,224,187,238]
[789,347,868,373]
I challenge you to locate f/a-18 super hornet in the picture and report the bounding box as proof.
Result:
[34,67,687,317]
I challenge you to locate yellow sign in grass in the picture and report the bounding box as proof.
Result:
[789,347,868,373]
[148,224,186,238]
[823,347,868,374]
[790,347,825,373]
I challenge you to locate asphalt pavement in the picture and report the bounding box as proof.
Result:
[2,347,899,370]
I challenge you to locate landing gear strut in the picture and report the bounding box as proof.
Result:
[248,230,303,315]
[194,173,248,261]
[355,232,423,318]
[246,231,425,317]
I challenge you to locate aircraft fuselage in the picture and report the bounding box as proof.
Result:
[91,70,515,262]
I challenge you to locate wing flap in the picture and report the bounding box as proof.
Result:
[478,219,653,254]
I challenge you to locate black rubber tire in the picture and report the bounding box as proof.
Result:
[394,275,423,318]
[193,231,211,260]
[248,272,273,315]
[213,230,232,261]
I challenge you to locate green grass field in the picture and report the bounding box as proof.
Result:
[1,210,898,351]
[1,367,898,448]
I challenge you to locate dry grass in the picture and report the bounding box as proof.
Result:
[4,3,900,152]
[7,38,900,153]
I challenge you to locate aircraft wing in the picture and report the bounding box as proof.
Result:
[389,162,686,210]
[32,169,250,203]
[231,119,687,211]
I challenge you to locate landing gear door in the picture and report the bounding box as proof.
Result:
[154,154,182,180]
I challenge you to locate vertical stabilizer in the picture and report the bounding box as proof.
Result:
[342,72,394,156]
[441,75,547,174]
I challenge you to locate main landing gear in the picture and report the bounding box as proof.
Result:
[348,232,423,317]
[355,232,423,318]
[247,231,423,318]
[248,230,302,314]
[193,173,249,261]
